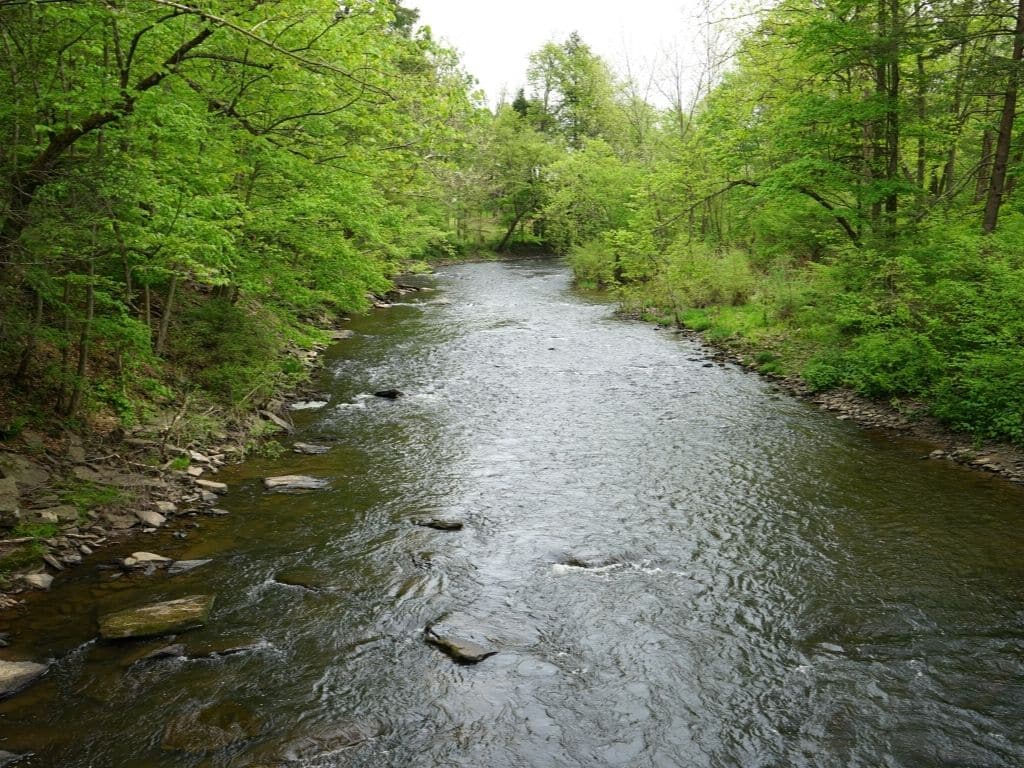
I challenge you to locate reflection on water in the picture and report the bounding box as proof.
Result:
[1,260,1023,767]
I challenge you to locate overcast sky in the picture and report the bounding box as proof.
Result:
[411,0,725,107]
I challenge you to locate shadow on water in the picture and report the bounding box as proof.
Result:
[1,258,1023,767]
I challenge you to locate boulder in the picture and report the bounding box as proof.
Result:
[161,701,263,753]
[288,400,328,411]
[99,594,215,640]
[0,453,49,490]
[415,517,464,531]
[135,510,166,528]
[0,476,20,515]
[293,443,331,455]
[33,505,78,523]
[0,659,48,698]
[262,475,329,492]
[425,617,498,663]
[194,479,228,495]
[373,389,404,399]
[327,329,355,340]
[22,573,53,590]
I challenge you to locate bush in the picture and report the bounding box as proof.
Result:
[568,239,617,287]
[932,351,1024,443]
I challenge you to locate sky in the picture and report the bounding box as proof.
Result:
[410,0,721,107]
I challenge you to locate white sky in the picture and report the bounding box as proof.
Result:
[411,0,722,107]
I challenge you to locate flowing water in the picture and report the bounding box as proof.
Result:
[2,259,1023,767]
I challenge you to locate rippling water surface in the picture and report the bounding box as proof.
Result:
[2,260,1023,767]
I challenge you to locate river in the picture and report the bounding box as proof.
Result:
[1,259,1023,767]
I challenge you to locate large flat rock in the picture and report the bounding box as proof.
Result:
[425,617,498,663]
[262,475,329,492]
[0,659,48,698]
[99,595,214,640]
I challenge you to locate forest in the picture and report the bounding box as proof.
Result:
[2,0,1023,445]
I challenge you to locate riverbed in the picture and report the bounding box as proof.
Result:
[1,259,1023,767]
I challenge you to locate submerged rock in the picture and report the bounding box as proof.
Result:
[99,594,215,640]
[0,659,48,698]
[262,475,329,492]
[161,701,263,753]
[273,567,330,591]
[293,442,331,455]
[372,389,404,399]
[288,400,328,411]
[239,720,383,765]
[425,617,498,663]
[414,517,464,531]
[168,559,212,576]
[0,750,28,766]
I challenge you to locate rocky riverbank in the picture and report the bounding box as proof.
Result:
[664,324,1024,486]
[0,283,431,618]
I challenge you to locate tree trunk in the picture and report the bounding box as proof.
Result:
[983,0,1024,233]
[65,260,94,417]
[155,274,178,355]
[14,286,43,386]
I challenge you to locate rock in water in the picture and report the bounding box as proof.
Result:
[425,618,498,663]
[161,701,263,753]
[0,750,27,766]
[373,389,404,399]
[168,559,212,576]
[273,567,330,591]
[262,475,329,492]
[415,517,464,531]
[194,479,228,495]
[0,659,48,698]
[293,442,331,455]
[98,595,214,640]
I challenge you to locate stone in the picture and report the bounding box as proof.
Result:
[207,508,230,516]
[293,442,331,455]
[258,410,293,433]
[0,453,49,490]
[262,475,329,492]
[414,517,464,531]
[135,509,166,528]
[33,511,59,524]
[425,617,498,663]
[131,551,172,563]
[42,554,64,571]
[373,389,404,399]
[200,490,218,505]
[168,559,212,576]
[327,329,355,340]
[137,643,186,663]
[0,476,19,515]
[102,511,137,530]
[98,594,215,640]
[72,465,102,483]
[188,638,266,658]
[20,430,45,451]
[161,701,263,753]
[194,479,228,495]
[22,573,53,590]
[60,552,82,566]
[288,400,328,411]
[0,750,27,766]
[186,466,204,478]
[188,450,211,464]
[35,505,79,523]
[0,659,48,698]
[155,501,177,514]
[273,567,330,591]
[79,544,93,556]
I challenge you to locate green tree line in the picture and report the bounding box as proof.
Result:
[0,0,473,423]
[458,4,1024,444]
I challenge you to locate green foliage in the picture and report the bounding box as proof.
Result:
[58,482,126,512]
[12,521,59,540]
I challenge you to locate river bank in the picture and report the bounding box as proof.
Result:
[656,321,1024,486]
[0,282,432,615]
